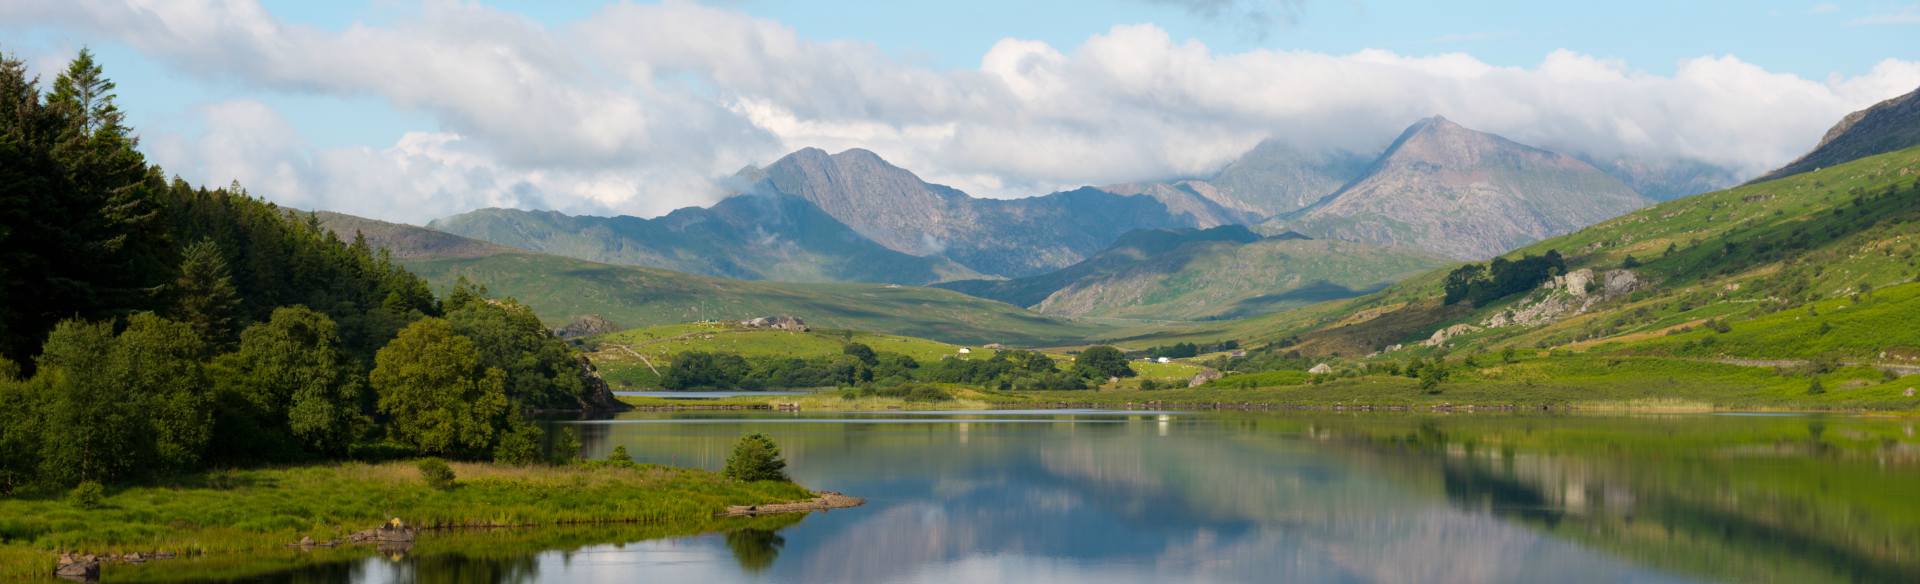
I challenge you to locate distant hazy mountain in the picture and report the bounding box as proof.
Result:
[1100,139,1374,219]
[1205,140,1377,215]
[1270,116,1650,260]
[1755,84,1920,183]
[429,194,981,285]
[737,147,1208,277]
[1089,180,1264,226]
[937,225,1444,321]
[1581,155,1739,201]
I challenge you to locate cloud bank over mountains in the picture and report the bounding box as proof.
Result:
[7,0,1918,223]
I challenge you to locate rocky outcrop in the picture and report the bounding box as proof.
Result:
[1189,369,1224,387]
[1484,269,1643,328]
[718,492,864,517]
[574,355,630,413]
[1308,363,1334,375]
[555,314,619,339]
[740,315,809,332]
[1423,324,1482,347]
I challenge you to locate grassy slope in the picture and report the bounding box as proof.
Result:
[589,323,1205,389]
[1089,146,1920,410]
[0,462,811,581]
[1031,238,1445,321]
[315,212,1107,346]
[1134,145,1920,356]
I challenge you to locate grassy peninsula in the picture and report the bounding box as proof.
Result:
[0,460,815,581]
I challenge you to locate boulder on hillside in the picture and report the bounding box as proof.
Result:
[1423,324,1480,347]
[1189,369,1224,387]
[555,314,620,339]
[741,315,809,332]
[1308,363,1334,375]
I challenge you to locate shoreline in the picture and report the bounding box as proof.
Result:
[612,394,1915,416]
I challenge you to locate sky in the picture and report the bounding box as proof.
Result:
[1,0,1917,223]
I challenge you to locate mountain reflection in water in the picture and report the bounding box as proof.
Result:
[257,411,1917,583]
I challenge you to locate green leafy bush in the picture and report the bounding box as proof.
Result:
[417,458,456,490]
[69,481,105,509]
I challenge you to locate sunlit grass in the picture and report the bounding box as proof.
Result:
[0,461,813,581]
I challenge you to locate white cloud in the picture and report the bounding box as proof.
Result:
[1850,5,1920,24]
[8,0,1920,222]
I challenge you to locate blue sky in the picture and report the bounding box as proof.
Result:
[2,0,1915,222]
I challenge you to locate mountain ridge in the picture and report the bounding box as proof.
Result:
[1754,84,1920,183]
[1270,115,1651,260]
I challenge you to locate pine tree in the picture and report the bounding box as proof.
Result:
[173,239,242,349]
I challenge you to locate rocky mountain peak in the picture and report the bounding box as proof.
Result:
[1280,117,1648,260]
[1755,84,1920,182]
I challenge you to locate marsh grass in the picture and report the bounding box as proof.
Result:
[0,461,812,580]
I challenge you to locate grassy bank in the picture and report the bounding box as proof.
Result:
[0,461,814,581]
[617,388,997,411]
[986,355,1920,412]
[589,323,1207,389]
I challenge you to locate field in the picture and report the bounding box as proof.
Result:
[588,323,1209,389]
[0,461,813,581]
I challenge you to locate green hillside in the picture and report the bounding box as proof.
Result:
[939,226,1444,321]
[585,322,1205,389]
[1144,144,1920,409]
[316,212,1105,346]
[400,253,1102,346]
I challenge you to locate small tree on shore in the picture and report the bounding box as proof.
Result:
[724,433,789,482]
[1419,363,1450,394]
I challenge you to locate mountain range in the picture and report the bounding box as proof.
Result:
[427,195,982,285]
[437,117,1681,287]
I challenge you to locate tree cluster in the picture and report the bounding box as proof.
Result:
[658,344,1139,392]
[0,52,608,493]
[1442,251,1567,306]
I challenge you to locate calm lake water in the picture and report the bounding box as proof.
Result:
[271,410,1920,583]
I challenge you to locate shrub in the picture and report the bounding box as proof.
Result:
[492,419,546,465]
[1419,365,1450,394]
[724,433,789,483]
[1808,376,1826,395]
[416,458,456,490]
[1139,379,1161,391]
[607,445,632,463]
[69,481,106,509]
[1073,346,1135,380]
[551,427,583,464]
[904,385,952,402]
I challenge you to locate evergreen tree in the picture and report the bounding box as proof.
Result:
[724,433,789,482]
[173,238,242,349]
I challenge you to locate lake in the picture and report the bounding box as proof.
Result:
[273,410,1919,583]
